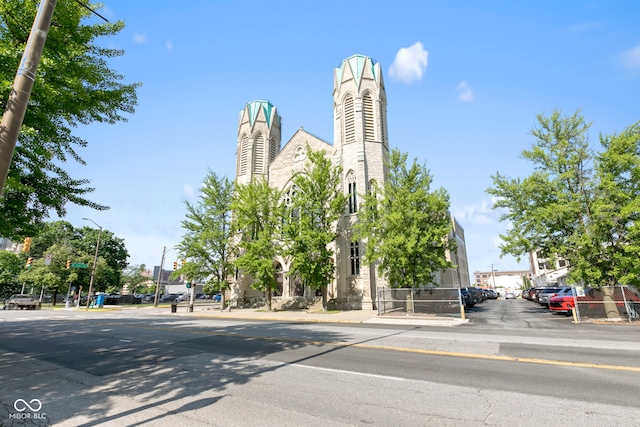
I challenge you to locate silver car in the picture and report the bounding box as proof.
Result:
[538,287,570,307]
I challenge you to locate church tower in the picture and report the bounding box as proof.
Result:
[235,100,282,184]
[333,54,389,309]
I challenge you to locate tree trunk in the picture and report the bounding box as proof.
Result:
[602,286,621,319]
[266,287,272,311]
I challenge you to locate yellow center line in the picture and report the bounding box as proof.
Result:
[63,320,640,373]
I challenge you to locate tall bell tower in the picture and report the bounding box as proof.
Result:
[235,100,282,184]
[333,55,389,309]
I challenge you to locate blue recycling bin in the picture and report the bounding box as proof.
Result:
[96,294,105,308]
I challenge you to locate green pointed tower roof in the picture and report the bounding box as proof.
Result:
[336,54,379,89]
[245,100,279,129]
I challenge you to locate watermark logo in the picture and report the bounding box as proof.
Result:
[9,399,46,420]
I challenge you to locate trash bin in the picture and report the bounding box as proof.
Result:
[171,302,177,313]
[96,294,105,308]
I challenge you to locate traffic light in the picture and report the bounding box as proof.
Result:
[66,260,71,269]
[173,261,178,270]
[26,257,33,268]
[182,259,186,268]
[22,237,32,252]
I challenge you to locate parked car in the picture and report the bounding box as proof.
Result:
[505,292,516,299]
[213,294,222,302]
[3,294,38,310]
[549,289,576,315]
[538,287,569,307]
[460,287,481,306]
[460,289,475,308]
[159,294,179,302]
[175,294,189,302]
[485,289,498,299]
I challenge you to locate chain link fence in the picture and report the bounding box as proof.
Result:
[575,286,640,322]
[376,287,463,317]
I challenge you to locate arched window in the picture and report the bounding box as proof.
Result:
[363,92,374,141]
[239,135,249,175]
[344,94,355,143]
[347,171,357,214]
[253,133,265,174]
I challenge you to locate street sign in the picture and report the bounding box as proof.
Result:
[71,262,88,268]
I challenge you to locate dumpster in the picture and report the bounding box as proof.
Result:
[171,302,177,313]
[96,294,105,308]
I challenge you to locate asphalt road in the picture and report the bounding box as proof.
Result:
[0,299,638,426]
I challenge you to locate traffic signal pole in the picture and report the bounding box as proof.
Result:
[0,0,57,196]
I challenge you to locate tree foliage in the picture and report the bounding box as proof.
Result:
[173,171,234,305]
[13,220,129,301]
[0,0,140,238]
[231,179,284,311]
[355,149,455,288]
[285,146,347,309]
[0,250,22,297]
[487,109,640,288]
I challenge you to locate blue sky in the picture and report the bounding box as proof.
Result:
[56,0,640,277]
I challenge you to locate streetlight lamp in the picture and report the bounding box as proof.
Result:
[491,264,498,290]
[83,217,102,309]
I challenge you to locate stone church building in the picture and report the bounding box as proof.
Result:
[230,54,469,310]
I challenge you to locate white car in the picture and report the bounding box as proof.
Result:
[505,292,516,299]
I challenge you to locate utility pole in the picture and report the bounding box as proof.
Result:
[153,247,166,307]
[0,0,57,196]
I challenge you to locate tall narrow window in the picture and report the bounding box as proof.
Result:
[240,135,249,175]
[253,133,265,174]
[363,93,374,141]
[379,101,386,145]
[269,138,277,162]
[350,240,360,276]
[344,95,355,143]
[347,171,357,213]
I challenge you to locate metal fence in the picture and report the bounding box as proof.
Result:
[376,287,463,318]
[575,286,640,322]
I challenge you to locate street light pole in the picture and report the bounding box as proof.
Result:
[83,218,102,309]
[491,263,497,289]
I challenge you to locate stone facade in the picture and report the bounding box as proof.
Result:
[231,54,468,310]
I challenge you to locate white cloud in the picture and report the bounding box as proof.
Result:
[452,198,501,225]
[619,45,640,69]
[166,40,173,51]
[182,184,195,199]
[388,42,428,83]
[456,81,474,102]
[133,33,146,44]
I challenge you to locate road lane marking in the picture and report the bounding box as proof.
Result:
[60,320,640,373]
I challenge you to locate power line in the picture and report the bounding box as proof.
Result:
[73,0,108,23]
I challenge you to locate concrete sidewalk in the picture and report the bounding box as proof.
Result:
[166,304,467,327]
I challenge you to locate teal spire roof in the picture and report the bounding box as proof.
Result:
[246,100,279,129]
[336,54,378,88]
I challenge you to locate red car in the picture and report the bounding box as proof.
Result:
[548,289,576,315]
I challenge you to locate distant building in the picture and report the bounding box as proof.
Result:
[474,269,533,288]
[529,251,569,286]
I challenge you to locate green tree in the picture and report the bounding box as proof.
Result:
[0,250,22,297]
[27,221,128,288]
[0,0,140,239]
[355,149,455,288]
[487,109,640,292]
[231,179,285,311]
[286,146,347,310]
[174,171,234,306]
[120,264,151,296]
[18,243,76,304]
